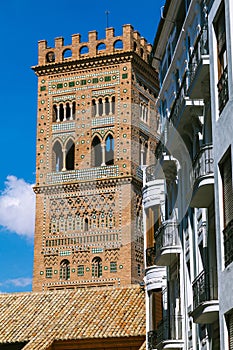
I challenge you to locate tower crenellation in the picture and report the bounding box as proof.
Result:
[37,24,152,66]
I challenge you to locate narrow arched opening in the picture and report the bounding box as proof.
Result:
[66,139,75,170]
[105,134,114,165]
[92,136,102,167]
[52,141,63,172]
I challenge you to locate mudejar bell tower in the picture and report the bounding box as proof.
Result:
[32,25,159,291]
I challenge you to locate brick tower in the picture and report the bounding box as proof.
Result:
[32,24,159,291]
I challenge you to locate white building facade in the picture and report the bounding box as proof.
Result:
[143,0,226,349]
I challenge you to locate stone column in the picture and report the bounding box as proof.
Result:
[62,148,66,171]
[101,142,106,166]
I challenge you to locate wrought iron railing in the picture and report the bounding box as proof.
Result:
[217,65,229,114]
[189,27,209,84]
[223,219,233,267]
[157,315,182,344]
[155,220,180,255]
[192,144,214,184]
[146,246,156,267]
[169,71,189,127]
[192,269,218,309]
[147,330,157,350]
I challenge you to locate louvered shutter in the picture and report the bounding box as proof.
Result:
[221,153,233,226]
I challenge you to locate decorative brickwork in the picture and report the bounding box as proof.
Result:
[32,25,159,291]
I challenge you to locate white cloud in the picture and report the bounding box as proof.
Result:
[0,277,32,288]
[0,175,35,238]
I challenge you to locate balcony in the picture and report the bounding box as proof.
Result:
[217,65,229,114]
[169,72,204,132]
[188,27,210,99]
[156,316,183,350]
[223,219,233,268]
[190,144,214,208]
[145,265,166,291]
[154,220,181,266]
[191,269,219,324]
[142,166,165,209]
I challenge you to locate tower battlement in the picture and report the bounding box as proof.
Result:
[38,24,152,65]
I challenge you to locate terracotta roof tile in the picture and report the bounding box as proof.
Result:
[0,285,145,349]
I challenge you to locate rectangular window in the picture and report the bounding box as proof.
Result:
[110,261,117,273]
[81,80,86,85]
[220,149,233,267]
[122,73,128,79]
[105,76,111,82]
[220,149,233,227]
[57,83,63,89]
[46,267,52,278]
[69,81,75,87]
[214,3,229,113]
[77,265,84,276]
[40,86,46,91]
[92,78,98,83]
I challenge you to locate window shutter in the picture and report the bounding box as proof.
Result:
[228,311,233,349]
[221,153,233,226]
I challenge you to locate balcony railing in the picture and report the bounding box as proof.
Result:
[192,144,214,183]
[223,219,233,267]
[147,330,157,350]
[169,72,189,126]
[217,65,229,114]
[193,269,218,310]
[155,221,180,254]
[157,315,182,345]
[146,246,156,267]
[189,27,209,84]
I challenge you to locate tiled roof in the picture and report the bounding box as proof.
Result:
[0,285,146,350]
[139,340,146,350]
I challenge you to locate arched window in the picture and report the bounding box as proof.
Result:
[92,136,102,167]
[52,141,63,172]
[114,40,123,50]
[60,259,70,280]
[97,42,106,52]
[52,104,57,122]
[105,134,114,165]
[111,96,115,114]
[92,257,102,277]
[59,104,64,122]
[140,48,144,58]
[84,217,89,231]
[80,46,89,55]
[105,97,110,115]
[72,102,76,119]
[98,98,103,116]
[92,99,96,117]
[66,139,75,170]
[143,142,148,165]
[63,49,72,59]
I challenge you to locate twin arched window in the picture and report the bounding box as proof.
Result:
[91,134,114,167]
[52,139,75,172]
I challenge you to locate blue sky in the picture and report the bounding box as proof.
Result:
[0,0,164,293]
